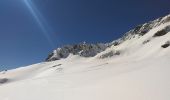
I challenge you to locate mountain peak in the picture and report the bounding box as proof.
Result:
[46,14,170,61]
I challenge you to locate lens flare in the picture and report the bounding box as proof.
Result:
[23,0,54,47]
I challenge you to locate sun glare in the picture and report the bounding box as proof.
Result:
[23,0,54,47]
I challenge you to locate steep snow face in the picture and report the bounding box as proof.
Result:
[98,22,170,59]
[0,14,170,100]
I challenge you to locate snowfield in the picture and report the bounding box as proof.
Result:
[0,15,170,100]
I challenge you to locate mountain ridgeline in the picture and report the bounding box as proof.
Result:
[46,14,170,61]
[46,43,107,61]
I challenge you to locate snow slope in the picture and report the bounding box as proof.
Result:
[0,14,170,100]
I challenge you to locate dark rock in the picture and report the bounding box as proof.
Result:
[153,29,167,37]
[0,78,8,84]
[52,64,62,68]
[113,41,120,46]
[46,53,54,61]
[100,50,120,59]
[161,41,170,48]
[153,26,170,37]
[143,39,150,44]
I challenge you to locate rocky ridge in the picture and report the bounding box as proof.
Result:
[46,14,170,61]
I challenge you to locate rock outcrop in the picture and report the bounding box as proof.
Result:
[46,43,107,61]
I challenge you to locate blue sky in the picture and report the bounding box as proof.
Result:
[0,0,170,70]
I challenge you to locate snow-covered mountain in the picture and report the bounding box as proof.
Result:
[0,14,170,100]
[46,14,170,61]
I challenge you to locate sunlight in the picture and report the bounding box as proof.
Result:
[23,0,54,47]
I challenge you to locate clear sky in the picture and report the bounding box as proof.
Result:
[0,0,170,70]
